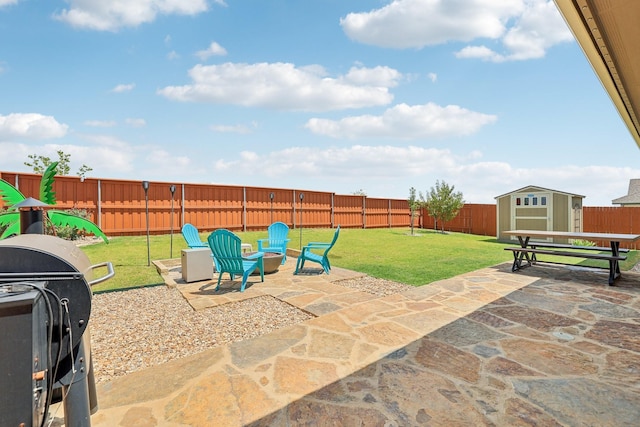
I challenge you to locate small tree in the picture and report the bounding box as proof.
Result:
[424,180,464,234]
[77,164,93,180]
[351,189,367,196]
[25,150,92,179]
[408,187,421,235]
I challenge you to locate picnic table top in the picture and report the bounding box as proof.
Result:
[504,230,640,242]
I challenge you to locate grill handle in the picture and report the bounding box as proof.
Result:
[87,262,115,287]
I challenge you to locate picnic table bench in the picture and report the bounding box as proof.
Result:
[503,230,639,285]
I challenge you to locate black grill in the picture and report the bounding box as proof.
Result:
[0,234,113,427]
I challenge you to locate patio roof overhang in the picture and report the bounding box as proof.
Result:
[554,0,640,148]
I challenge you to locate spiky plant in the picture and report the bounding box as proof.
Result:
[0,162,108,242]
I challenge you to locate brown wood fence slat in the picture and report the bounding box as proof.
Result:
[583,206,640,249]
[421,204,497,236]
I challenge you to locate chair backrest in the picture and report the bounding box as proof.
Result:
[182,223,207,248]
[267,221,290,244]
[208,229,244,272]
[323,225,340,256]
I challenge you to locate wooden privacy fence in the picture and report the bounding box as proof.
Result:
[583,206,640,249]
[2,171,639,246]
[0,172,417,235]
[420,204,497,237]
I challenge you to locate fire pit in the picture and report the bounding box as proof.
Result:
[247,251,283,274]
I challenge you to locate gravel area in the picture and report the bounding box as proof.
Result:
[90,276,413,384]
[333,277,414,296]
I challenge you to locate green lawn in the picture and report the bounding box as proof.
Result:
[81,227,639,293]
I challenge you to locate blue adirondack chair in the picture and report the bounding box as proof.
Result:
[257,222,290,264]
[208,229,264,292]
[294,226,340,275]
[181,223,207,248]
[182,223,220,271]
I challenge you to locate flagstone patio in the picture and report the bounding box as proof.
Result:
[86,258,640,426]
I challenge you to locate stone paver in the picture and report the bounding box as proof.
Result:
[86,259,640,426]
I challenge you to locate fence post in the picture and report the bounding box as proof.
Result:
[97,179,102,229]
[298,193,304,248]
[243,187,247,232]
[270,192,275,224]
[142,181,150,266]
[181,184,185,228]
[293,191,297,229]
[362,196,366,229]
[331,193,334,228]
[169,184,176,258]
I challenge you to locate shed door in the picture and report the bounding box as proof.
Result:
[510,192,552,241]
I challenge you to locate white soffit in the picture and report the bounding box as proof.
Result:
[554,0,640,148]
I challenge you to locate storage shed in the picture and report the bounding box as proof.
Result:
[495,185,585,243]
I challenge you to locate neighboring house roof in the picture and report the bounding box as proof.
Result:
[495,185,585,200]
[612,179,640,205]
[554,0,640,148]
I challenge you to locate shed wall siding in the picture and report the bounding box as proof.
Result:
[497,196,511,240]
[553,193,569,232]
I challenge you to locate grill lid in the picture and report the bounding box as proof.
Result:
[0,234,93,375]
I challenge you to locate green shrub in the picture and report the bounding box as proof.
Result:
[54,208,92,241]
[572,239,596,247]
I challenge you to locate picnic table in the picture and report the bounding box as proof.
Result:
[503,230,640,285]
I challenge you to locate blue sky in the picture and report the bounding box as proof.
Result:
[1,0,639,206]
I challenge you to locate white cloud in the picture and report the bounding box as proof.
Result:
[195,42,227,61]
[111,83,135,93]
[73,134,137,173]
[210,122,257,134]
[427,72,437,83]
[0,0,19,7]
[0,113,68,139]
[53,0,210,31]
[125,118,146,127]
[213,145,455,179]
[167,50,180,60]
[455,45,503,61]
[0,142,31,169]
[341,0,573,62]
[305,103,497,139]
[0,138,134,176]
[209,144,640,206]
[341,0,523,48]
[84,120,116,127]
[342,65,402,87]
[455,0,575,62]
[145,149,190,169]
[451,162,640,206]
[57,135,194,177]
[158,62,399,111]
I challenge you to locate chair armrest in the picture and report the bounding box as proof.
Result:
[304,243,331,249]
[244,251,264,260]
[189,243,209,248]
[257,238,268,244]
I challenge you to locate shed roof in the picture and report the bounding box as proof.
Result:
[612,179,640,205]
[494,185,585,200]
